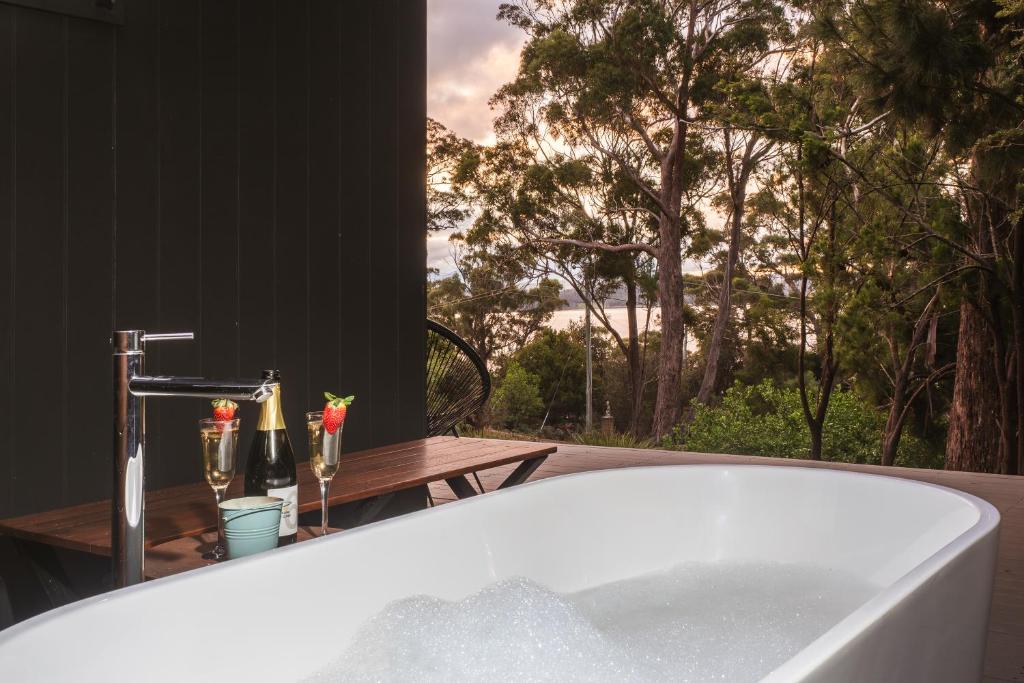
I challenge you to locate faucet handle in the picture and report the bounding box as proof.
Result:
[142,332,195,343]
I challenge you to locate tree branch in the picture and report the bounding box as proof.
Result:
[531,237,659,258]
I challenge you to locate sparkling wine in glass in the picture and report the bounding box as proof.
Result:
[199,417,240,560]
[306,411,342,536]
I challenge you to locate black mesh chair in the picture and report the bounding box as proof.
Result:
[426,319,491,496]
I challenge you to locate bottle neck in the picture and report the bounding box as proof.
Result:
[257,383,286,431]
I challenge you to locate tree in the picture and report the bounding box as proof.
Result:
[428,240,564,366]
[426,120,564,367]
[457,131,662,435]
[491,362,546,431]
[817,0,1024,472]
[836,131,960,465]
[427,118,474,233]
[515,325,609,428]
[494,0,790,437]
[694,125,776,409]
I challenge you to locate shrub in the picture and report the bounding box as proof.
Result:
[489,362,545,432]
[677,380,943,467]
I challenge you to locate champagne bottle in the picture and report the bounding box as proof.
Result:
[245,369,298,546]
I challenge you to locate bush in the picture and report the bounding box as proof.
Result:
[489,362,545,432]
[676,380,943,467]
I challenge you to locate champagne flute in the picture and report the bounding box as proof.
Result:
[306,411,342,536]
[199,417,240,560]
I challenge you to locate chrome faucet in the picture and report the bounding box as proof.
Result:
[112,330,273,588]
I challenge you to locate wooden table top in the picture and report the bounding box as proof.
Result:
[0,436,556,556]
[144,525,343,579]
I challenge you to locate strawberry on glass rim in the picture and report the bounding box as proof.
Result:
[323,392,354,434]
[211,398,238,422]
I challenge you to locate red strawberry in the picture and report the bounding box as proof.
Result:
[211,398,238,421]
[323,392,354,434]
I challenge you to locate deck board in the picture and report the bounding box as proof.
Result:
[428,444,1024,682]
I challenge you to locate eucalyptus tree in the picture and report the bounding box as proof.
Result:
[738,36,882,461]
[457,128,663,435]
[815,0,1024,472]
[837,132,960,466]
[427,239,564,366]
[493,0,791,436]
[693,125,778,408]
[427,118,474,233]
[427,118,565,367]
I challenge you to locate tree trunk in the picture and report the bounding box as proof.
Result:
[809,421,824,461]
[1011,213,1023,475]
[946,299,1004,472]
[649,86,690,439]
[695,192,744,407]
[881,377,907,466]
[652,212,685,439]
[946,153,1019,473]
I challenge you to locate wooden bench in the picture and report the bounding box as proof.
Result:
[0,436,555,580]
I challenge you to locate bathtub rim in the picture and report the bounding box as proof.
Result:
[0,464,1002,681]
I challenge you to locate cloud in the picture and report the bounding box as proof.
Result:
[427,229,458,274]
[428,0,525,143]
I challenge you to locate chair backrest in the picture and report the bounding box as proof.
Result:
[426,319,491,437]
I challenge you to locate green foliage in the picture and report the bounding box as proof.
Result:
[490,362,546,432]
[428,244,564,365]
[677,380,943,468]
[427,0,1024,471]
[514,325,608,427]
[426,118,474,233]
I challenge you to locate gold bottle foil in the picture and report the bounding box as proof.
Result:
[256,383,286,431]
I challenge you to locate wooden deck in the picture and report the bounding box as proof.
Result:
[429,444,1024,683]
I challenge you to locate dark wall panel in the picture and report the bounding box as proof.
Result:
[338,1,374,452]
[12,10,65,513]
[369,0,399,443]
[273,0,310,447]
[0,7,13,514]
[0,0,427,517]
[236,0,277,439]
[153,0,201,485]
[65,17,116,504]
[397,0,428,443]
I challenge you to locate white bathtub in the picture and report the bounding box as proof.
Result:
[0,465,1000,682]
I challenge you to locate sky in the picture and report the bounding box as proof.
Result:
[427,0,525,273]
[424,1,715,285]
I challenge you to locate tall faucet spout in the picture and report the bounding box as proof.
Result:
[112,329,274,588]
[129,376,273,402]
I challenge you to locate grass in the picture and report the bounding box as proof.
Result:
[570,431,656,449]
[461,425,657,449]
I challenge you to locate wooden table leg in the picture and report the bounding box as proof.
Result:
[353,493,397,525]
[447,455,549,499]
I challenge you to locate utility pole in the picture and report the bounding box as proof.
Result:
[585,302,593,431]
[681,280,688,368]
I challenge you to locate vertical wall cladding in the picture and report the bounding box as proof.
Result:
[0,0,427,518]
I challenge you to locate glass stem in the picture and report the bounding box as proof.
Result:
[319,479,330,537]
[215,488,226,552]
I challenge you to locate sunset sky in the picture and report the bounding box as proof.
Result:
[426,1,524,272]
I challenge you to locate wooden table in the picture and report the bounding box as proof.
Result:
[143,526,344,579]
[0,436,555,580]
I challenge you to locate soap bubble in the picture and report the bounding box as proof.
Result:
[304,562,878,682]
